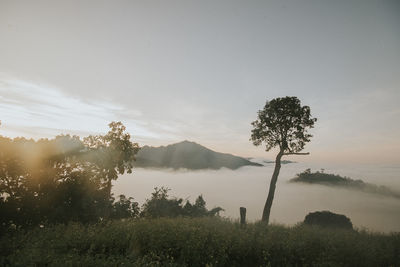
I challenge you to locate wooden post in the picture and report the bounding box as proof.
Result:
[240,207,246,226]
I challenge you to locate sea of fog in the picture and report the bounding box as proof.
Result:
[113,162,400,233]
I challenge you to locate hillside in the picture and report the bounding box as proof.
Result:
[290,169,400,199]
[134,140,263,170]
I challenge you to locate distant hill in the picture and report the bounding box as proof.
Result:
[134,141,263,170]
[290,169,400,199]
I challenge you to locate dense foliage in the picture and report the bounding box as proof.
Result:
[0,122,140,230]
[1,218,399,266]
[251,96,316,153]
[141,187,223,218]
[0,121,224,234]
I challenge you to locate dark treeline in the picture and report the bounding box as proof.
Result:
[291,169,400,199]
[0,122,139,230]
[0,122,221,233]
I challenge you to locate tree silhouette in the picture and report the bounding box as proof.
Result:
[251,96,316,223]
[0,122,140,229]
[141,187,223,218]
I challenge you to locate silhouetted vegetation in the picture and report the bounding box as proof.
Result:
[135,140,262,170]
[0,123,228,235]
[1,121,399,266]
[110,194,140,220]
[304,210,353,230]
[1,218,399,266]
[0,122,140,231]
[251,96,317,223]
[141,187,223,218]
[291,169,400,199]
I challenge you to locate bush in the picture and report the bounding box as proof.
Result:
[304,210,353,230]
[110,194,140,219]
[140,187,223,218]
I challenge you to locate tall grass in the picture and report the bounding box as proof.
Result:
[1,217,399,266]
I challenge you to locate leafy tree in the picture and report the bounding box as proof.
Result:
[82,121,140,196]
[0,122,139,229]
[251,96,316,223]
[183,195,207,217]
[110,194,140,219]
[141,187,184,218]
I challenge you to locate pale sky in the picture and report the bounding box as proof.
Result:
[0,0,399,164]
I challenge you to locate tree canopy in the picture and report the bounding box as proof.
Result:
[251,96,316,155]
[0,122,139,229]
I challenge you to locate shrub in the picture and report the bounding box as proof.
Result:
[140,187,223,218]
[304,210,353,230]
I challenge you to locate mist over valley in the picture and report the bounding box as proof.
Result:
[114,160,400,233]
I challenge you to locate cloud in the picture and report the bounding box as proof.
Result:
[0,74,158,139]
[0,74,245,149]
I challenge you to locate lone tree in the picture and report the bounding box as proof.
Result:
[251,96,316,223]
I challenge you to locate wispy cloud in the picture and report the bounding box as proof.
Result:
[0,74,159,140]
[0,74,241,148]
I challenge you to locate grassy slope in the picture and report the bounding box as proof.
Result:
[1,217,399,267]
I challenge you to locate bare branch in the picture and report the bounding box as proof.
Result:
[283,152,310,156]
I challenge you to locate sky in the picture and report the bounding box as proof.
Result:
[0,0,399,165]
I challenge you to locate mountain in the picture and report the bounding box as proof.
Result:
[134,140,263,170]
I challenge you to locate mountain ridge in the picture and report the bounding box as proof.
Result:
[134,140,263,170]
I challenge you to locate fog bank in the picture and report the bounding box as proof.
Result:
[113,163,400,232]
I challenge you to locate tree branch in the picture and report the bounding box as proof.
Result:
[283,152,310,156]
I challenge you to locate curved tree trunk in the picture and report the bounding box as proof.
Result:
[261,150,283,223]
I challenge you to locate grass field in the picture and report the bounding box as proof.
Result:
[1,217,399,266]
